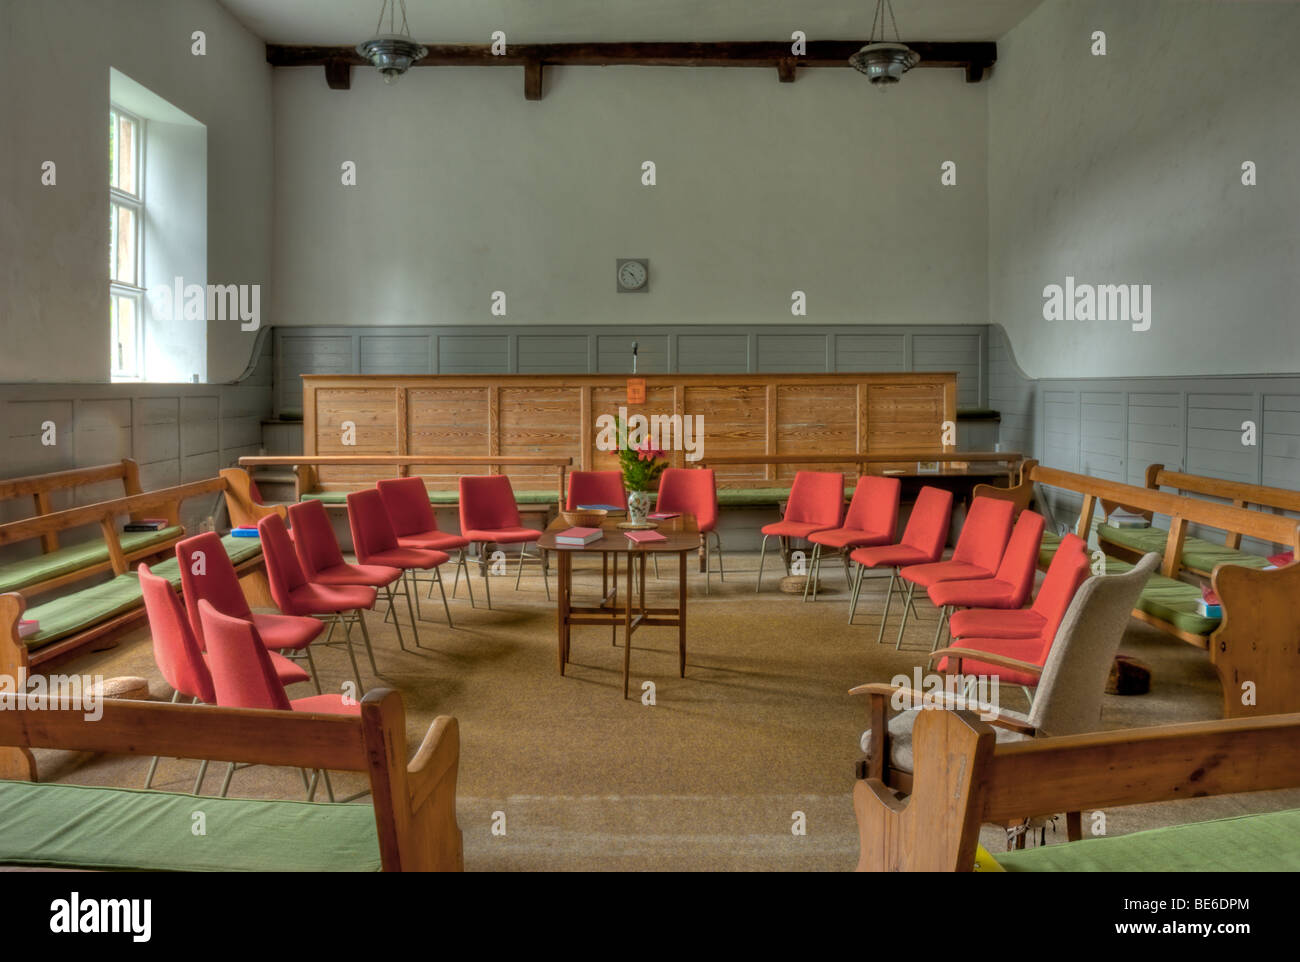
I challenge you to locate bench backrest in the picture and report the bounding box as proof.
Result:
[1146,464,1300,550]
[855,707,1300,871]
[0,688,463,872]
[0,460,142,552]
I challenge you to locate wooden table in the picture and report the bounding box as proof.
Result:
[537,516,699,699]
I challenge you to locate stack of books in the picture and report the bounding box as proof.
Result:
[17,619,39,639]
[1106,509,1149,529]
[625,529,666,545]
[231,525,260,539]
[124,518,169,532]
[1266,550,1294,570]
[1196,585,1221,619]
[555,526,603,546]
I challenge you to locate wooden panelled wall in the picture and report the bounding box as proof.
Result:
[302,373,958,491]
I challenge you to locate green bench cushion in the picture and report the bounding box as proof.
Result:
[994,808,1300,872]
[0,780,380,872]
[1038,530,1062,568]
[22,535,261,651]
[0,526,183,593]
[1097,524,1271,574]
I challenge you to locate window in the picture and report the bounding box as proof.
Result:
[110,106,144,379]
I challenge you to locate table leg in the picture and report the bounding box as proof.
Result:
[611,552,619,646]
[678,550,687,678]
[557,550,571,674]
[623,550,634,699]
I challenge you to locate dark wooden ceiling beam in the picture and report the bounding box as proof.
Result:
[268,40,996,97]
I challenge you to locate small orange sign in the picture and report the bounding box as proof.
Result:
[626,377,646,405]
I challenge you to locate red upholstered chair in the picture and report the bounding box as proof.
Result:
[176,532,324,692]
[348,488,451,642]
[924,509,1046,650]
[139,563,216,793]
[892,497,1016,649]
[288,499,417,648]
[258,512,378,694]
[376,476,474,609]
[656,467,723,593]
[198,600,360,801]
[848,486,954,643]
[566,470,626,511]
[948,533,1090,642]
[804,475,901,601]
[756,471,845,592]
[458,475,547,608]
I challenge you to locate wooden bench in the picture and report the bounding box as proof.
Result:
[854,706,1300,871]
[1093,465,1300,577]
[0,688,462,871]
[0,470,280,671]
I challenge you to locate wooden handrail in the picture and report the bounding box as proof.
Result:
[1150,465,1300,514]
[0,459,139,501]
[697,450,1021,466]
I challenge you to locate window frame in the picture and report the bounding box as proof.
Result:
[109,103,146,380]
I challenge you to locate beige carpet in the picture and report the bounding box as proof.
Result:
[31,554,1300,871]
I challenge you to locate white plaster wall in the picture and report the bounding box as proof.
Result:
[988,0,1300,379]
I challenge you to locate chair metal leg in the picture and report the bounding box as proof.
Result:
[451,547,475,607]
[802,544,818,602]
[479,543,494,609]
[849,563,865,625]
[305,645,322,695]
[756,535,769,592]
[383,583,407,652]
[353,609,377,679]
[875,569,898,644]
[219,762,237,798]
[931,605,950,651]
[401,571,422,647]
[435,568,454,627]
[144,690,184,788]
[192,759,209,796]
[653,553,660,579]
[322,769,336,803]
[894,581,918,650]
[712,531,725,585]
[338,613,367,694]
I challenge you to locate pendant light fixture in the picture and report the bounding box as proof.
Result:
[848,0,921,88]
[356,0,428,85]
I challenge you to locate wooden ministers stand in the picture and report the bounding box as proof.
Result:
[294,372,958,493]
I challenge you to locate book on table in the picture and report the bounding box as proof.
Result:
[555,526,603,546]
[647,511,680,520]
[577,504,623,512]
[1107,508,1150,529]
[624,529,667,544]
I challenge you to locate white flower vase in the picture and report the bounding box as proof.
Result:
[627,490,651,525]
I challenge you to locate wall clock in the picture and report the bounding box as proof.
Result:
[616,259,649,293]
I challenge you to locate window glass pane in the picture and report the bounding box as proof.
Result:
[112,294,139,376]
[116,113,136,195]
[112,203,136,285]
[109,203,117,279]
[109,110,118,189]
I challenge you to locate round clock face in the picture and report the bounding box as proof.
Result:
[618,260,647,290]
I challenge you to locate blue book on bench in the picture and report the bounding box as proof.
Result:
[231,527,260,538]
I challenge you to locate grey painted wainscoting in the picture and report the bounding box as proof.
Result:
[0,331,275,564]
[988,325,1300,553]
[272,324,990,418]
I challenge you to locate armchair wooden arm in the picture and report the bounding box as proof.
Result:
[929,646,1044,678]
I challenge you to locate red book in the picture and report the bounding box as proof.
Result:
[648,511,680,520]
[1200,585,1220,605]
[1268,551,1294,567]
[555,526,602,545]
[624,529,667,544]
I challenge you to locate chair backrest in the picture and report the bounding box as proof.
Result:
[138,563,216,704]
[458,475,522,532]
[1028,553,1161,736]
[843,475,901,538]
[950,496,1015,571]
[176,531,253,648]
[197,600,292,711]
[377,476,439,537]
[991,510,1046,607]
[348,488,400,561]
[257,512,310,607]
[656,468,718,533]
[1028,533,1091,639]
[899,486,954,561]
[566,470,626,511]
[784,471,845,527]
[288,499,346,578]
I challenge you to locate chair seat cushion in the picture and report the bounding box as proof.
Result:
[286,582,377,615]
[927,577,1020,609]
[363,547,450,569]
[462,527,540,545]
[253,613,324,651]
[312,563,402,587]
[935,636,1045,687]
[0,781,380,871]
[949,607,1045,640]
[269,651,310,686]
[808,527,893,550]
[0,527,183,594]
[398,531,469,551]
[761,520,837,539]
[860,707,1031,775]
[900,561,994,588]
[850,544,934,569]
